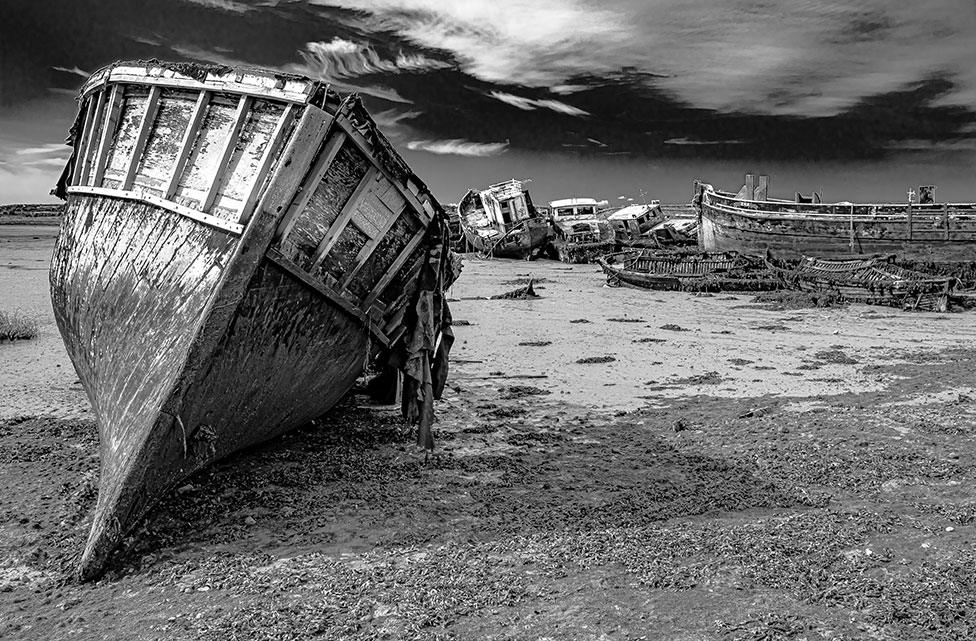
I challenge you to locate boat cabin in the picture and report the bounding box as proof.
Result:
[549,197,604,220]
[606,202,661,239]
[475,179,535,230]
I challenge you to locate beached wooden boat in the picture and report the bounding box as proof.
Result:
[696,175,976,260]
[458,179,549,259]
[598,249,778,292]
[50,61,459,579]
[546,197,615,263]
[767,255,956,311]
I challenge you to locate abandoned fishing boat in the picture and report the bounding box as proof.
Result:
[696,174,976,260]
[51,61,459,580]
[605,202,663,243]
[458,179,549,259]
[767,255,957,311]
[597,249,778,292]
[546,197,615,263]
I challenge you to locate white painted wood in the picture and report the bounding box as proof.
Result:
[67,185,244,234]
[90,84,124,186]
[238,103,296,226]
[201,95,252,213]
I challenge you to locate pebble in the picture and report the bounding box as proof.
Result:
[945,526,955,532]
[244,516,256,526]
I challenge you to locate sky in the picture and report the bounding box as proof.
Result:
[0,0,974,205]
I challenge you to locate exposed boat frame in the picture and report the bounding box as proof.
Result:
[597,249,779,292]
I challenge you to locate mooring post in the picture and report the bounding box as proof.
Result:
[849,205,854,252]
[907,201,913,241]
[944,203,950,240]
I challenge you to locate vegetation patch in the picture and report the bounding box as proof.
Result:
[0,311,38,342]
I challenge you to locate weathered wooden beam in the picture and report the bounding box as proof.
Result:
[72,92,101,186]
[89,85,123,187]
[309,166,379,268]
[121,85,161,190]
[201,95,252,213]
[99,66,311,104]
[238,104,296,226]
[363,230,426,307]
[164,91,210,200]
[66,185,244,234]
[273,129,344,243]
[333,117,433,224]
[340,206,405,288]
[944,203,950,240]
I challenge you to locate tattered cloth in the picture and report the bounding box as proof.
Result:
[387,217,460,450]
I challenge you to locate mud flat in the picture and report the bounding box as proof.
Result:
[2,228,975,640]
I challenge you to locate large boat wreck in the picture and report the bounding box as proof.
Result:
[597,249,778,292]
[695,175,976,260]
[51,61,459,579]
[457,179,549,259]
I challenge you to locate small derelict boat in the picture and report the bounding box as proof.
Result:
[51,61,459,579]
[646,217,698,247]
[605,202,663,243]
[597,249,778,292]
[767,255,957,311]
[546,197,615,263]
[458,179,549,259]
[696,174,976,260]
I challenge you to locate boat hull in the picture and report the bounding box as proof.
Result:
[698,192,976,261]
[461,219,549,259]
[552,238,616,263]
[598,250,779,292]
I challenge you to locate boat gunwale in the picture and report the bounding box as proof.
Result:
[67,186,244,234]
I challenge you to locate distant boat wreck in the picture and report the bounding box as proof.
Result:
[597,249,778,292]
[695,174,976,260]
[51,61,459,579]
[546,197,615,263]
[458,179,549,259]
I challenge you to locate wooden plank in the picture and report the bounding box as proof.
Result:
[944,203,950,240]
[238,104,296,226]
[201,95,252,212]
[78,89,109,185]
[363,230,426,307]
[340,206,404,288]
[309,166,379,267]
[90,84,124,187]
[333,117,433,224]
[72,93,100,186]
[273,129,344,243]
[66,185,244,234]
[164,91,210,200]
[121,85,161,190]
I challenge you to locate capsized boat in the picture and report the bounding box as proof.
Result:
[605,202,663,243]
[766,255,957,311]
[458,179,550,259]
[597,249,778,292]
[546,197,615,263]
[695,174,976,260]
[51,61,460,579]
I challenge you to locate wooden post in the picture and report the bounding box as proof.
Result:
[944,203,950,240]
[72,93,100,186]
[849,205,854,253]
[201,95,252,213]
[238,104,295,225]
[755,175,768,201]
[744,174,755,200]
[90,84,124,187]
[907,201,913,240]
[122,85,161,190]
[164,91,210,200]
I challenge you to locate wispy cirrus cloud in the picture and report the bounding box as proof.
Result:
[406,139,508,157]
[489,91,589,116]
[51,66,89,78]
[294,38,450,81]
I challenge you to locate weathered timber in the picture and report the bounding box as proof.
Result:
[52,60,459,580]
